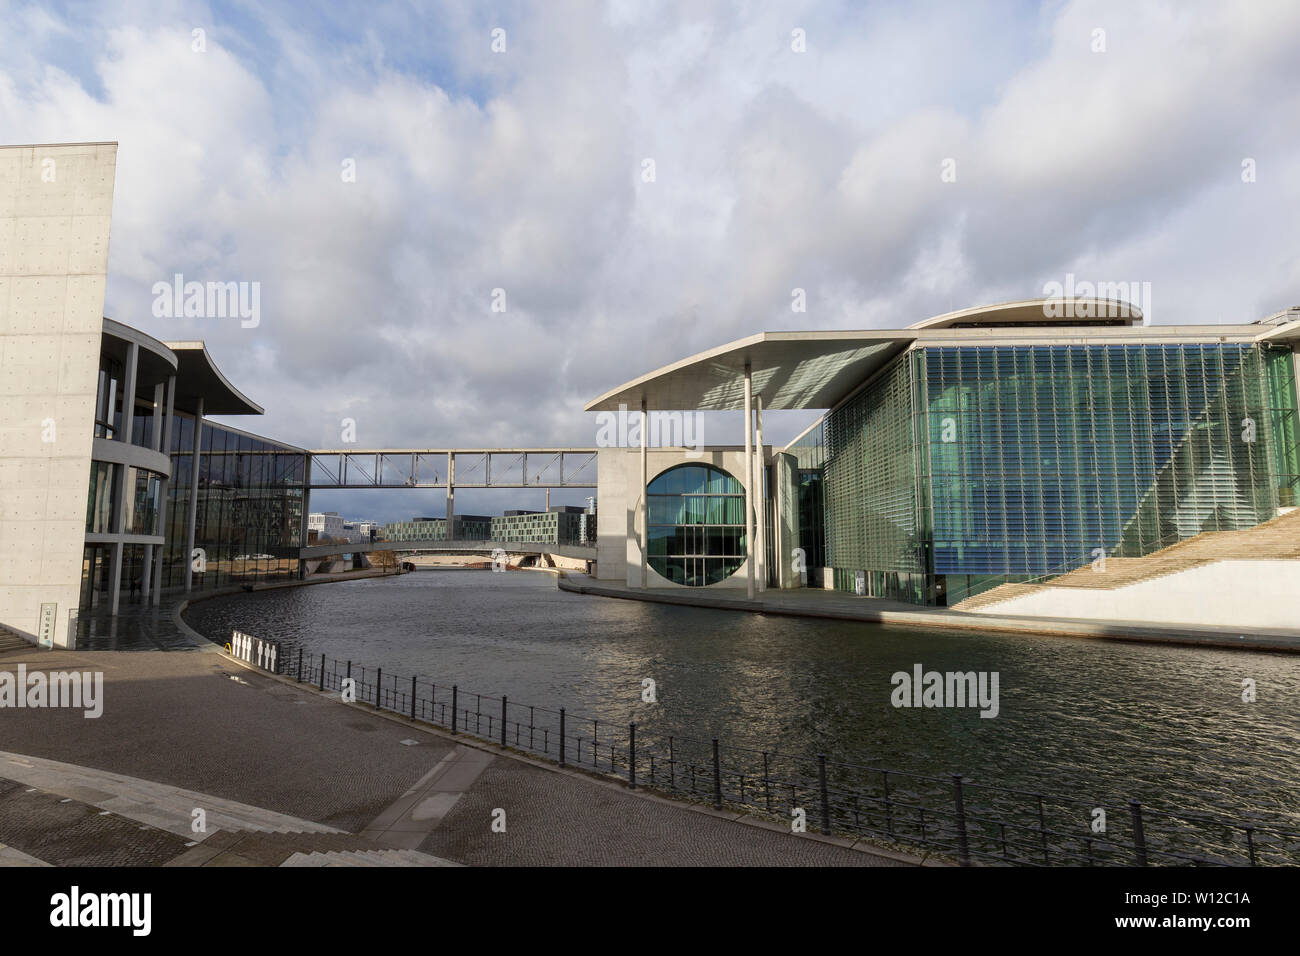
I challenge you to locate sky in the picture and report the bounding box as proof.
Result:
[3,0,1299,521]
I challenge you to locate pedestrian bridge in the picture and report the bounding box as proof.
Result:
[300,539,597,561]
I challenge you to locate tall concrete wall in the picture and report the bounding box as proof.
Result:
[0,143,117,647]
[971,559,1300,630]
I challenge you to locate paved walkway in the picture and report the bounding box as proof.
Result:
[557,574,1300,653]
[0,640,915,866]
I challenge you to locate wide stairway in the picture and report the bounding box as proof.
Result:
[0,626,32,654]
[954,508,1300,612]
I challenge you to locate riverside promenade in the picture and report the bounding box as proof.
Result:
[556,573,1300,654]
[0,601,916,868]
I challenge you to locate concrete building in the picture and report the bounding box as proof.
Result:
[491,506,588,545]
[1,143,119,647]
[1,143,307,647]
[308,512,345,539]
[382,516,493,542]
[586,299,1300,605]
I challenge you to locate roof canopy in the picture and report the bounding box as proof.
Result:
[163,341,264,416]
[585,298,1299,413]
[584,331,911,412]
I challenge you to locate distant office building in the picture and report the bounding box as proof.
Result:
[308,512,345,538]
[491,507,588,545]
[310,514,381,544]
[383,516,493,541]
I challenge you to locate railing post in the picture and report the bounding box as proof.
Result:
[1244,827,1257,866]
[500,696,508,748]
[628,722,636,789]
[559,708,566,766]
[882,770,893,834]
[410,675,417,719]
[1130,800,1148,866]
[762,752,771,811]
[712,738,722,809]
[296,647,302,682]
[319,653,326,691]
[953,774,971,867]
[375,667,382,708]
[817,754,831,835]
[451,685,458,734]
[1037,795,1048,863]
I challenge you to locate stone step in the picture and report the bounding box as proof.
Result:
[0,626,34,653]
[280,848,456,867]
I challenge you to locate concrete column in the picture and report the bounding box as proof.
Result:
[298,455,311,579]
[107,540,124,616]
[446,452,455,539]
[184,397,204,592]
[150,382,163,451]
[120,343,138,447]
[640,398,648,588]
[755,395,766,592]
[744,363,754,600]
[151,374,176,605]
[106,343,139,615]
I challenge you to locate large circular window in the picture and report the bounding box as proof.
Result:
[647,464,747,586]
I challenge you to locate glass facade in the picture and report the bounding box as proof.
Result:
[94,354,122,439]
[647,463,747,586]
[786,421,827,571]
[161,415,307,590]
[814,343,1300,605]
[85,461,115,533]
[823,355,930,602]
[122,467,164,535]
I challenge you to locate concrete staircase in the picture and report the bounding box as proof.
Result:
[0,626,35,653]
[281,848,456,867]
[955,509,1300,612]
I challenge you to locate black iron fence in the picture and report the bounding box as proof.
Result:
[268,640,1299,867]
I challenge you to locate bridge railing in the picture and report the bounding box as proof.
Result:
[268,642,1298,867]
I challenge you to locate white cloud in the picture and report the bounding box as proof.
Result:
[2,0,1298,520]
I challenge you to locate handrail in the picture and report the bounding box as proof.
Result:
[249,635,1297,868]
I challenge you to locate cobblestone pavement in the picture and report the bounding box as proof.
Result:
[0,644,453,833]
[0,643,911,866]
[418,759,904,866]
[0,778,190,866]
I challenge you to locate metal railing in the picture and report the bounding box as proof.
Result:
[271,642,1300,867]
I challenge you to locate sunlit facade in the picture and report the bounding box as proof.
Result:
[586,298,1300,604]
[804,341,1300,604]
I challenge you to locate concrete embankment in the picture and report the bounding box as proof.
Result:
[556,574,1300,654]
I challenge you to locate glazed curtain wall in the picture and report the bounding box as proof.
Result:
[925,344,1291,581]
[161,414,306,590]
[820,343,1299,605]
[823,354,929,603]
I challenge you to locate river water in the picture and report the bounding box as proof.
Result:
[184,569,1300,860]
